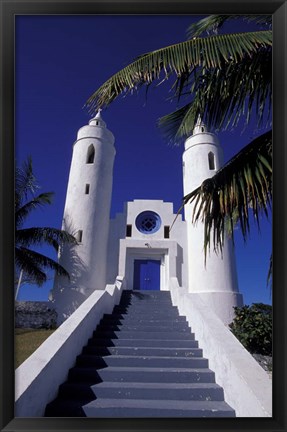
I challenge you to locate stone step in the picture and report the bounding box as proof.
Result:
[76,354,209,368]
[87,338,199,348]
[82,345,203,357]
[121,291,172,299]
[44,288,235,418]
[68,366,216,384]
[46,398,234,418]
[101,314,187,324]
[119,297,173,303]
[114,302,176,308]
[101,312,183,321]
[83,398,236,417]
[112,305,179,313]
[58,381,224,401]
[92,330,195,340]
[99,321,189,330]
[109,313,182,320]
[95,323,191,332]
[118,302,174,308]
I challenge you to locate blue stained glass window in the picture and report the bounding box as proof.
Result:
[135,211,161,234]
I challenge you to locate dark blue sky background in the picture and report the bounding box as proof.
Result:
[15,15,272,305]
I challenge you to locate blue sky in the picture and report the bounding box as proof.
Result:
[15,15,272,305]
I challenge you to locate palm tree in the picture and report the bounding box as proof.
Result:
[15,157,77,296]
[85,15,272,259]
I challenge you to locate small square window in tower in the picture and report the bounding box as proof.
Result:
[85,184,90,194]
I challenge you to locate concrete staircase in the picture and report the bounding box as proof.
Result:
[45,290,235,417]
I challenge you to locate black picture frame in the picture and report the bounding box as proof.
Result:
[1,1,286,431]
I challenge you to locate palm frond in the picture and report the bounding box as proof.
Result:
[86,30,272,116]
[15,248,47,286]
[15,157,78,287]
[16,227,77,251]
[15,247,70,286]
[157,103,196,144]
[159,47,271,143]
[15,156,39,209]
[15,192,54,228]
[182,130,272,257]
[187,15,272,39]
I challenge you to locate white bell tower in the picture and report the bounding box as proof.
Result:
[182,118,243,324]
[51,110,116,323]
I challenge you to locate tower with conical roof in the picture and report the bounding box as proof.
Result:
[182,118,243,323]
[51,110,116,323]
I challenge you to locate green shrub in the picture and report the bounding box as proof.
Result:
[229,303,272,356]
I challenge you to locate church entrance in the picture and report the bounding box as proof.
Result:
[133,259,161,290]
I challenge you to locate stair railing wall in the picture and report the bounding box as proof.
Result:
[15,276,125,417]
[169,277,272,417]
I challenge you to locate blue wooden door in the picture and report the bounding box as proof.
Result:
[133,259,160,290]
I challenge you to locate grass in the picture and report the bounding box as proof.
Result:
[15,328,56,369]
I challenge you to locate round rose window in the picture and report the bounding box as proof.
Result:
[135,211,161,234]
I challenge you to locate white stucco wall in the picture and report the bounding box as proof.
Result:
[107,200,188,290]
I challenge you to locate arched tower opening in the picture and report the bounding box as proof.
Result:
[86,144,95,164]
[208,151,215,170]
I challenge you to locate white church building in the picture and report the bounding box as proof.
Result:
[16,111,272,418]
[51,110,243,324]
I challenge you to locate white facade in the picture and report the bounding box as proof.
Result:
[52,113,243,324]
[107,200,188,291]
